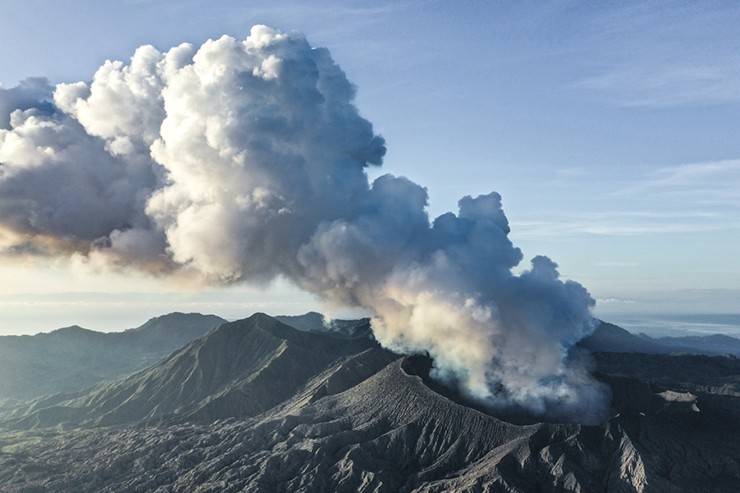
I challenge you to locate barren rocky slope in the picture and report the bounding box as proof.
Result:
[1,314,739,492]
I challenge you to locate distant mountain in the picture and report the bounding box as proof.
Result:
[653,333,740,356]
[2,313,739,492]
[579,320,740,356]
[274,311,326,331]
[0,312,225,404]
[276,311,373,339]
[0,313,392,429]
[578,321,669,354]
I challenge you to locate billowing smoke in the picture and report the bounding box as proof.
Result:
[0,26,609,422]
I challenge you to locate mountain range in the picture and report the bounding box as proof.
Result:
[579,321,740,356]
[0,313,225,404]
[1,313,739,492]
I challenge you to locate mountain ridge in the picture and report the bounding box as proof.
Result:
[0,312,226,404]
[2,313,739,491]
[579,320,740,356]
[0,313,387,429]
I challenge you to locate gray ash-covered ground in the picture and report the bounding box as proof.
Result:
[2,314,739,492]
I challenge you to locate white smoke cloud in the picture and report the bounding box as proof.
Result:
[0,25,608,422]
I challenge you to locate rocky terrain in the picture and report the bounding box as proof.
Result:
[1,314,739,492]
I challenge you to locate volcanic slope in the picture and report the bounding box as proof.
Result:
[0,313,391,429]
[1,314,740,492]
[0,312,225,404]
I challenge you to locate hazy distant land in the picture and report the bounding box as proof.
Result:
[604,313,740,338]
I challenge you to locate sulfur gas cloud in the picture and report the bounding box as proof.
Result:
[0,25,610,423]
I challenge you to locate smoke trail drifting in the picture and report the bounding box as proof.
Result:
[0,26,609,422]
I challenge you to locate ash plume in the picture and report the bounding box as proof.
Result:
[0,26,609,422]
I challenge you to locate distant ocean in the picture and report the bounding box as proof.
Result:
[603,313,740,338]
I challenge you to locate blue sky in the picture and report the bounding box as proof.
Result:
[1,0,739,334]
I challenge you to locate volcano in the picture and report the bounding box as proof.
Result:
[1,313,739,492]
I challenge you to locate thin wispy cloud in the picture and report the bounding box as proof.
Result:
[594,261,640,268]
[578,1,740,108]
[581,63,740,108]
[615,159,740,204]
[511,210,735,238]
[595,297,637,305]
[514,159,740,241]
